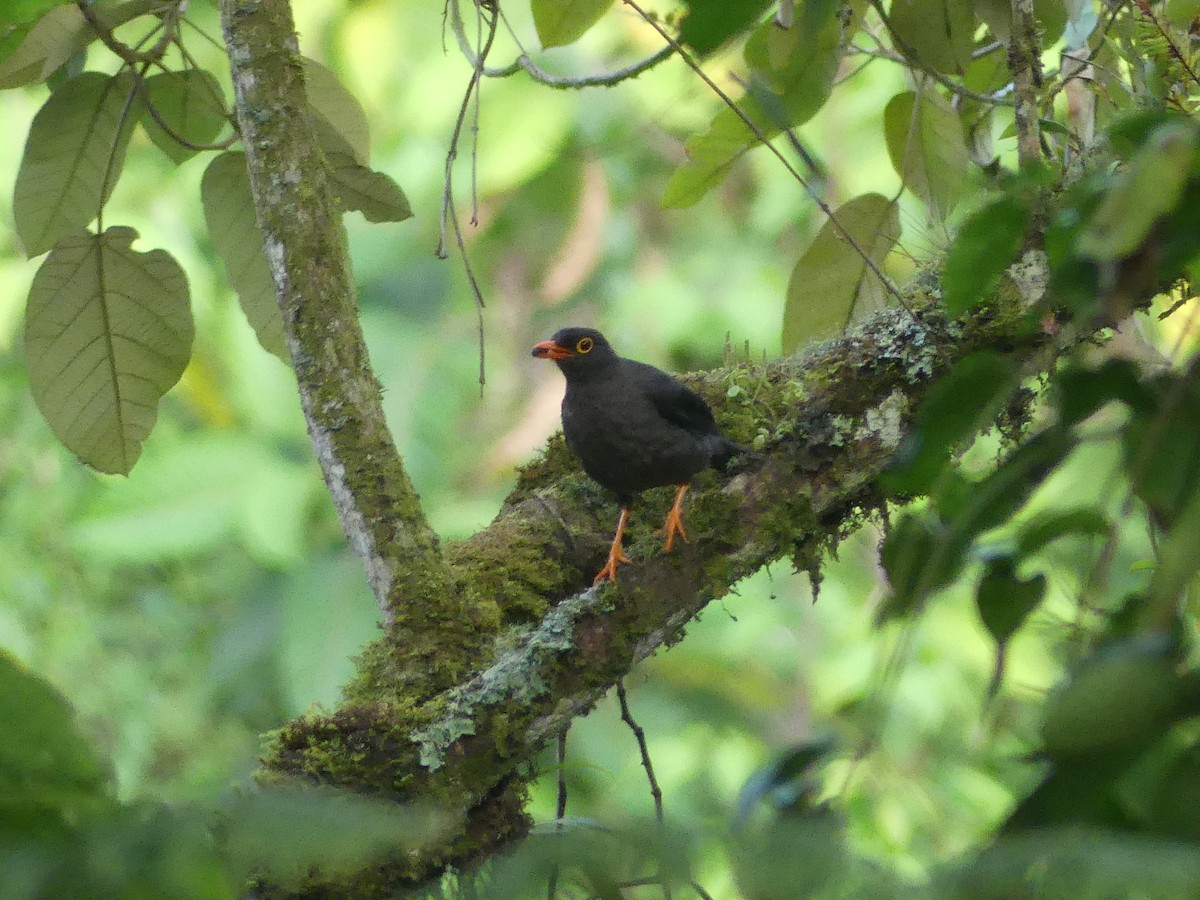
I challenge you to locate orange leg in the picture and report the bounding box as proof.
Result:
[661,484,690,553]
[594,505,634,584]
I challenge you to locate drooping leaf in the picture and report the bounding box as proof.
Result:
[883,351,1019,495]
[1054,358,1153,426]
[879,509,962,618]
[975,0,1069,44]
[781,193,900,352]
[1077,121,1198,260]
[13,71,137,256]
[1016,508,1109,556]
[24,227,194,474]
[0,3,87,89]
[0,0,70,31]
[1147,484,1200,611]
[942,195,1031,313]
[664,1,856,208]
[532,0,614,48]
[325,151,413,223]
[140,69,228,164]
[217,783,449,883]
[201,152,287,361]
[679,0,773,55]
[303,56,369,165]
[888,0,975,73]
[1123,378,1200,525]
[883,89,970,218]
[975,554,1046,646]
[1042,636,1187,759]
[0,647,108,836]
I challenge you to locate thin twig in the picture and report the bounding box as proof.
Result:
[621,0,905,310]
[439,0,497,390]
[546,728,568,900]
[617,678,670,900]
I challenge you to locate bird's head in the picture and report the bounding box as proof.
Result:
[531,327,618,375]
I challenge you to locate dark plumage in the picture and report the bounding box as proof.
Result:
[532,326,740,583]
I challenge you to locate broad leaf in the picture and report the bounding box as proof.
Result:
[303,57,369,165]
[1077,121,1198,260]
[889,0,975,73]
[325,151,413,223]
[781,193,900,352]
[942,194,1031,313]
[664,1,856,208]
[975,555,1045,646]
[140,69,228,164]
[0,647,108,835]
[0,3,87,89]
[13,71,137,256]
[0,0,70,31]
[1016,508,1109,556]
[532,0,614,48]
[1042,637,1186,759]
[884,90,970,218]
[679,0,772,55]
[879,509,961,618]
[24,227,193,474]
[883,351,1018,495]
[201,152,287,360]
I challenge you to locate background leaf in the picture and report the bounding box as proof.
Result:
[24,226,194,474]
[13,72,137,256]
[532,0,614,49]
[201,151,288,360]
[883,89,970,218]
[0,3,87,89]
[303,57,369,165]
[140,69,228,164]
[888,0,975,73]
[679,0,773,55]
[781,193,900,352]
[325,151,413,223]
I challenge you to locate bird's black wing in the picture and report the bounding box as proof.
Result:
[625,359,720,436]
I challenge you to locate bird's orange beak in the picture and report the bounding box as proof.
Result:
[532,340,572,360]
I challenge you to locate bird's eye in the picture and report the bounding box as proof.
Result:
[576,337,594,354]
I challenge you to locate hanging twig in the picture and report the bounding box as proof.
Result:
[546,728,568,900]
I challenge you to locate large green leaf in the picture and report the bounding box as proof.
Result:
[0,3,87,89]
[781,193,900,352]
[883,90,970,219]
[24,227,193,474]
[0,647,108,835]
[140,69,228,164]
[664,1,857,208]
[303,56,369,165]
[13,71,138,256]
[1077,121,1198,261]
[0,0,69,31]
[942,194,1031,313]
[889,0,975,73]
[201,152,287,361]
[883,351,1018,496]
[532,0,614,48]
[325,151,413,223]
[679,0,772,55]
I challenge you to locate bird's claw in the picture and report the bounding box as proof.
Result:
[660,515,688,553]
[593,544,633,584]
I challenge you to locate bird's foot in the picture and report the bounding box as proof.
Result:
[593,543,633,584]
[660,484,690,553]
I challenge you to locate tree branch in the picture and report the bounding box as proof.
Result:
[261,292,1053,893]
[1009,0,1043,166]
[217,0,472,693]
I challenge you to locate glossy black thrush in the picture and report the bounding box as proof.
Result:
[532,327,741,583]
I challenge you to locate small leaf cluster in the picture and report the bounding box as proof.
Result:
[2,1,410,474]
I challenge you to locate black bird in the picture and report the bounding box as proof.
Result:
[532,326,741,583]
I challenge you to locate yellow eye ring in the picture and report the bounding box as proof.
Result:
[576,337,594,354]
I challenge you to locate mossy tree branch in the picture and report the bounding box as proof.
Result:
[218,0,476,686]
[258,292,1054,894]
